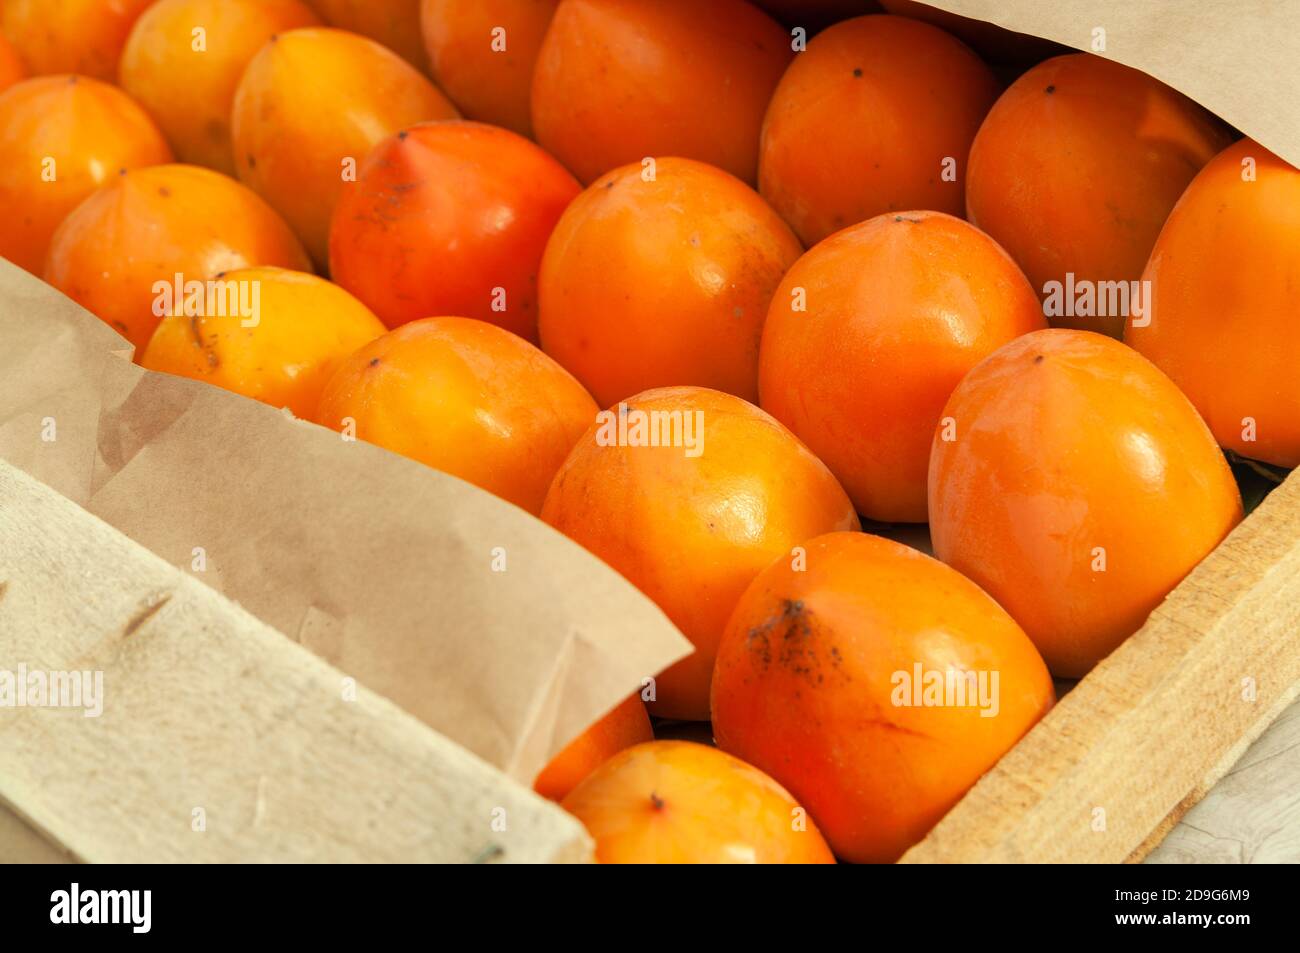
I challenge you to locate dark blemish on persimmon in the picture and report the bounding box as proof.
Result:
[158,186,171,198]
[1045,85,1056,94]
[1034,354,1045,364]
[247,154,256,169]
[369,357,381,367]
[649,792,666,811]
[853,68,863,78]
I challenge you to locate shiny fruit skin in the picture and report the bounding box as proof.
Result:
[534,694,652,802]
[230,27,458,267]
[966,53,1232,337]
[304,0,429,72]
[1128,139,1300,468]
[759,210,1045,523]
[419,0,556,137]
[328,121,579,340]
[44,163,312,351]
[316,316,598,515]
[141,266,385,418]
[119,0,320,175]
[538,157,802,407]
[541,386,860,720]
[561,740,836,864]
[759,14,999,247]
[531,0,792,185]
[0,75,171,274]
[1,0,154,80]
[928,328,1243,678]
[712,531,1055,863]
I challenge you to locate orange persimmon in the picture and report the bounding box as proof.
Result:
[534,694,652,802]
[231,27,458,267]
[561,740,836,864]
[541,386,859,720]
[928,329,1243,677]
[759,14,999,247]
[531,0,792,185]
[419,0,556,137]
[303,0,429,72]
[316,317,598,515]
[44,163,311,350]
[1128,139,1300,469]
[0,31,24,91]
[966,53,1232,337]
[141,266,385,417]
[119,0,320,175]
[538,157,801,407]
[1,0,153,80]
[0,75,171,274]
[712,531,1055,863]
[329,121,579,340]
[759,210,1045,523]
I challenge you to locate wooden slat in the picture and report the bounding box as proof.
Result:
[903,470,1300,863]
[0,459,591,863]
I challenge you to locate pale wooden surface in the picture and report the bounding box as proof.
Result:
[902,468,1300,863]
[0,458,592,863]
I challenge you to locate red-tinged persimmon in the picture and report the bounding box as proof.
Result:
[538,157,802,407]
[759,14,999,247]
[1,0,154,80]
[533,694,652,802]
[0,75,171,275]
[531,0,792,185]
[44,163,311,351]
[759,210,1045,523]
[0,31,24,91]
[928,329,1243,677]
[541,386,859,720]
[561,740,836,864]
[329,121,579,340]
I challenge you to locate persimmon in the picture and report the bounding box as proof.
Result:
[759,210,1044,523]
[303,0,428,72]
[966,54,1232,337]
[541,386,859,720]
[0,31,24,91]
[1128,139,1300,469]
[538,157,801,407]
[329,121,579,340]
[141,266,385,418]
[928,329,1243,678]
[712,531,1054,863]
[119,0,319,176]
[420,0,556,137]
[759,14,999,247]
[1,0,153,80]
[44,164,311,351]
[561,740,836,864]
[316,317,598,515]
[0,75,171,275]
[230,27,458,267]
[879,0,1062,64]
[531,0,791,185]
[533,694,652,802]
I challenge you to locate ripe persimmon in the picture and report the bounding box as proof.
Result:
[303,0,428,72]
[533,693,652,802]
[712,531,1054,863]
[0,75,171,275]
[561,740,836,864]
[1128,139,1300,469]
[44,163,311,351]
[759,14,999,247]
[531,0,791,185]
[1,0,153,80]
[966,54,1232,337]
[231,27,458,267]
[929,329,1243,678]
[141,266,385,418]
[538,157,801,407]
[420,0,556,137]
[759,210,1045,523]
[119,0,319,176]
[879,0,1062,64]
[0,32,24,91]
[329,121,579,340]
[541,386,859,720]
[316,317,598,515]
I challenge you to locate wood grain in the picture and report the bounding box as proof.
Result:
[0,458,591,863]
[902,468,1300,863]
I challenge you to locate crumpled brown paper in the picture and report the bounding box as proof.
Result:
[0,260,691,785]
